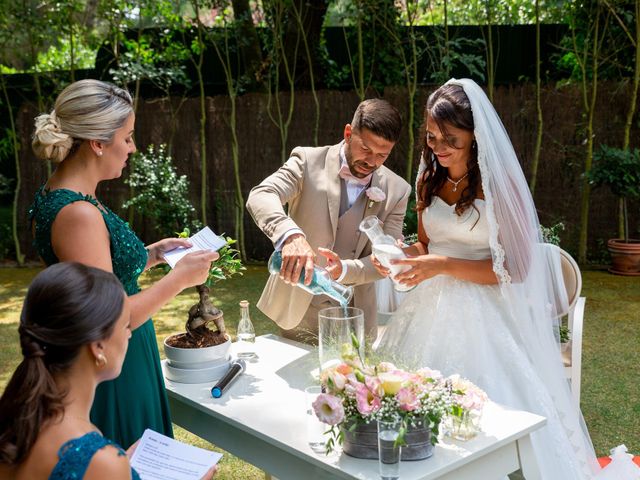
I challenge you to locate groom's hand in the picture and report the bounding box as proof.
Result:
[318,247,343,280]
[281,234,315,285]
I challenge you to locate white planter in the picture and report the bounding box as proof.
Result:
[162,335,232,383]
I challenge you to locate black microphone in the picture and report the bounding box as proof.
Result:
[211,359,246,398]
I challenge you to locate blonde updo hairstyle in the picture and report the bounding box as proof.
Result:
[32,79,133,163]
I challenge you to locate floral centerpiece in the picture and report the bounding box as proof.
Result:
[311,337,486,459]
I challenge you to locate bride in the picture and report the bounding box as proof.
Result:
[375,79,632,479]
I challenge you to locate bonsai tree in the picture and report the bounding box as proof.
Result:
[122,144,245,346]
[167,231,246,349]
[588,145,640,243]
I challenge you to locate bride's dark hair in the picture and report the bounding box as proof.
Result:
[416,84,480,217]
[0,262,124,464]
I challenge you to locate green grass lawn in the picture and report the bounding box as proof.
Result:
[0,265,639,477]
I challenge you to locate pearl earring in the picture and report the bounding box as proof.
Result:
[98,151,103,156]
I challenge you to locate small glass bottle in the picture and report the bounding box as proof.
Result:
[236,300,256,359]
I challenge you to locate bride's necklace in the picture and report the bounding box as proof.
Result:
[446,172,469,192]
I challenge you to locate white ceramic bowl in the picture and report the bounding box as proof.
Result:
[161,357,232,384]
[163,335,231,369]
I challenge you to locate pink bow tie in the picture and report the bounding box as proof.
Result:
[338,164,372,186]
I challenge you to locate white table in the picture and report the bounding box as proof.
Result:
[165,334,546,479]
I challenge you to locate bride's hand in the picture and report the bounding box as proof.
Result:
[371,253,390,277]
[317,247,342,280]
[391,254,446,287]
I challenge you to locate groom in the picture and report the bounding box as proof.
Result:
[246,99,411,343]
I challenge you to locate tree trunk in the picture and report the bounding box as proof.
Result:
[1,75,25,265]
[264,0,298,163]
[284,0,328,90]
[190,0,208,225]
[530,0,543,195]
[82,0,100,28]
[578,10,602,264]
[212,25,247,259]
[291,0,321,145]
[484,0,495,101]
[620,0,640,239]
[231,0,263,87]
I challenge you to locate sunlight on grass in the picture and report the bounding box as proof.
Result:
[1,266,638,466]
[580,271,640,455]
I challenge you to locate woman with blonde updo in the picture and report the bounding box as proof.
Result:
[28,79,219,448]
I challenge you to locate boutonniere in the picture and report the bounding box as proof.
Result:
[365,187,386,208]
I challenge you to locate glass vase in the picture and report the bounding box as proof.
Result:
[318,307,364,373]
[446,409,482,441]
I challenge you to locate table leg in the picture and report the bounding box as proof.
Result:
[517,435,543,480]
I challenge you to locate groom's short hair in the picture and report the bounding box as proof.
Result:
[351,99,402,143]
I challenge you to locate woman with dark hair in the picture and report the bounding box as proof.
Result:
[28,79,218,448]
[374,79,612,478]
[0,263,217,480]
[0,262,139,478]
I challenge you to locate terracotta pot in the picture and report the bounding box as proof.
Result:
[607,239,640,276]
[341,419,434,461]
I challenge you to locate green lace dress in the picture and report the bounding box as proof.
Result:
[29,185,173,449]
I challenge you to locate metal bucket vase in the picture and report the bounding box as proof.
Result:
[342,419,434,461]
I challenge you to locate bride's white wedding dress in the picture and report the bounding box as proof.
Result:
[377,197,600,480]
[377,78,637,480]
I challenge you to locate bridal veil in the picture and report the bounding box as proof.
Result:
[445,78,600,477]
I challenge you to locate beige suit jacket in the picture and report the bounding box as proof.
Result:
[246,142,411,331]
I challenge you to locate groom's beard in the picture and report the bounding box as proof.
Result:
[345,144,377,178]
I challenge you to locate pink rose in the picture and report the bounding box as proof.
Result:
[312,393,345,425]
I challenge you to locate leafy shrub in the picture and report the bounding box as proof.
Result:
[588,145,640,242]
[123,144,199,238]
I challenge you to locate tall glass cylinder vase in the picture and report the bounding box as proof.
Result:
[318,307,364,372]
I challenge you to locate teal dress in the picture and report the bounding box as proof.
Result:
[49,431,141,480]
[29,186,173,448]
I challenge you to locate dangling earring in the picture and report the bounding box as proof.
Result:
[471,140,477,150]
[95,353,108,368]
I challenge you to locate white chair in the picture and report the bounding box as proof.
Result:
[555,246,586,408]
